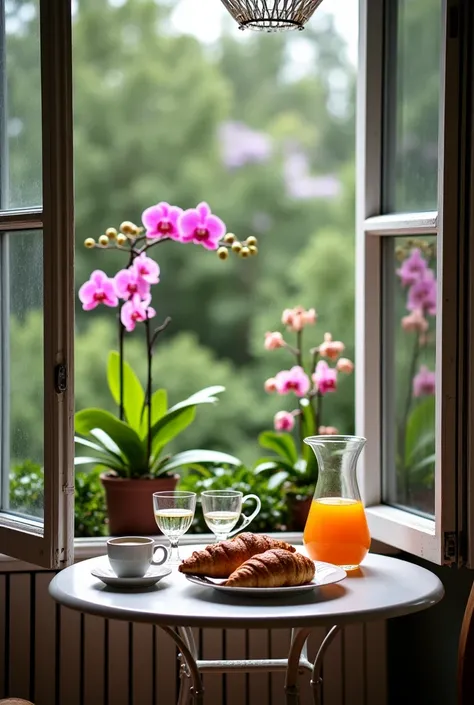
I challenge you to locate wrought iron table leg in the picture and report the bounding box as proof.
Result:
[160,625,203,705]
[284,627,312,705]
[310,626,341,705]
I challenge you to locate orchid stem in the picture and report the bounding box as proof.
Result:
[145,317,152,468]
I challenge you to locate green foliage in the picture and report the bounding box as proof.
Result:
[75,354,228,478]
[179,465,288,533]
[9,460,44,518]
[74,468,108,538]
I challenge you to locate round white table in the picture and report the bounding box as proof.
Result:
[49,549,444,705]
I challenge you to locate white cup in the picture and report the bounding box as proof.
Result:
[107,537,169,578]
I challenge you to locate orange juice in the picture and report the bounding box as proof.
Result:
[303,497,371,569]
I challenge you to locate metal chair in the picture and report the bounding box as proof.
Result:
[458,580,474,704]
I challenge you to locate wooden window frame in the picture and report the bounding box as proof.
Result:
[0,0,74,568]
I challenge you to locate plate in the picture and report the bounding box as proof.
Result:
[184,561,347,596]
[91,564,172,589]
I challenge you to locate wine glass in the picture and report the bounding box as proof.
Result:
[153,491,196,565]
[201,490,261,542]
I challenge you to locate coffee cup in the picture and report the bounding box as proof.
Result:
[107,537,169,578]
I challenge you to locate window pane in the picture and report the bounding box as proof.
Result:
[6,230,43,520]
[382,236,436,516]
[1,0,42,210]
[383,0,441,213]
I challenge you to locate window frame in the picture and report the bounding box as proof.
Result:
[356,0,467,565]
[0,0,74,569]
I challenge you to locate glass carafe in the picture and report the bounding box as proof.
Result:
[303,435,371,571]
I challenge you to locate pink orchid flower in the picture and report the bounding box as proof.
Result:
[78,270,118,311]
[264,331,285,350]
[120,294,156,332]
[114,268,150,301]
[178,202,226,250]
[274,411,295,432]
[336,357,354,374]
[318,333,345,361]
[402,308,429,333]
[142,201,183,241]
[132,252,160,284]
[319,426,339,435]
[413,365,436,397]
[312,360,338,395]
[264,377,278,393]
[396,249,428,287]
[281,306,316,332]
[407,270,437,316]
[275,366,310,397]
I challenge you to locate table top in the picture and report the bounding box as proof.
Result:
[49,546,444,629]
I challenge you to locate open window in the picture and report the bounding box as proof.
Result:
[357,0,468,564]
[0,0,74,568]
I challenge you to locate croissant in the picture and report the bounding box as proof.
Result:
[178,533,296,578]
[224,549,315,588]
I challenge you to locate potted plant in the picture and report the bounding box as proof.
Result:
[75,201,254,535]
[255,306,354,529]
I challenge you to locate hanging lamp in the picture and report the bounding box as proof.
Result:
[219,0,325,32]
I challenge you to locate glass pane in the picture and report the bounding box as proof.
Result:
[383,0,441,213]
[1,0,42,209]
[6,230,44,520]
[382,236,437,516]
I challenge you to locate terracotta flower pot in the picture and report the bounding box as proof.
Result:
[287,494,312,531]
[100,473,179,536]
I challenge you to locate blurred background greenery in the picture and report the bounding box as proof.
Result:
[4,0,440,529]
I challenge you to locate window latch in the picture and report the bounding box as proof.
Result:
[54,364,68,394]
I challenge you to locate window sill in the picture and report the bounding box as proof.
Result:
[0,530,396,572]
[366,504,437,561]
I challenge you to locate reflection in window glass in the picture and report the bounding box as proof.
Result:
[7,231,44,519]
[383,0,441,213]
[2,0,42,209]
[383,236,436,516]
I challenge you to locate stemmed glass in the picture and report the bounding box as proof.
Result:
[153,491,197,565]
[201,490,261,542]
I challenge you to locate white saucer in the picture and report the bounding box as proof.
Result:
[91,563,172,589]
[185,560,347,596]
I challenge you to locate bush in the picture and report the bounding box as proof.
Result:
[178,464,288,533]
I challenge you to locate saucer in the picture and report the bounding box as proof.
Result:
[91,563,172,589]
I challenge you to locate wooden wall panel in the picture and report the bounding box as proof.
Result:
[107,619,130,705]
[59,605,81,705]
[0,569,387,705]
[83,613,105,705]
[8,574,31,701]
[34,573,57,705]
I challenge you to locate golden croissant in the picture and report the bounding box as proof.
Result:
[225,549,315,588]
[178,533,296,578]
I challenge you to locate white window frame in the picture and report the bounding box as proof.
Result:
[0,0,74,568]
[356,0,468,565]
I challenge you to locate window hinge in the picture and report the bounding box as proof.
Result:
[54,364,67,394]
[443,531,458,564]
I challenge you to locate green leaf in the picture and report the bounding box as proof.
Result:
[168,386,225,413]
[140,389,168,439]
[258,431,298,465]
[267,470,290,491]
[74,456,125,472]
[75,408,147,473]
[107,351,145,432]
[158,449,241,474]
[405,396,436,465]
[299,399,318,480]
[149,405,197,459]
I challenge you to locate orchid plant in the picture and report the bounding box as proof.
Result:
[395,240,437,508]
[75,201,256,479]
[255,306,354,494]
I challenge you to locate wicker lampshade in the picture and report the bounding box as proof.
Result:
[219,0,325,32]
